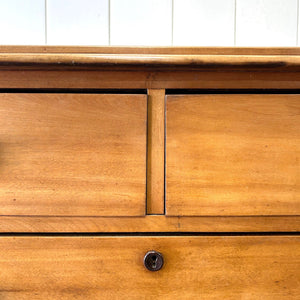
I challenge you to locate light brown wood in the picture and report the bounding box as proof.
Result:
[2,70,300,90]
[0,215,300,232]
[0,93,147,216]
[2,47,300,91]
[166,94,300,216]
[2,53,300,69]
[147,89,165,214]
[0,236,299,299]
[0,47,299,234]
[2,46,300,55]
[2,47,300,70]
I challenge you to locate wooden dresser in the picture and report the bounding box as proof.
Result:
[0,47,299,299]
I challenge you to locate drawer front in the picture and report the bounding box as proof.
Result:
[0,93,147,216]
[0,236,299,299]
[166,94,300,216]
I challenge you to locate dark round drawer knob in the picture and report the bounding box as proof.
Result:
[144,250,164,271]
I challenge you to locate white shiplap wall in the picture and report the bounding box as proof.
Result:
[0,0,298,46]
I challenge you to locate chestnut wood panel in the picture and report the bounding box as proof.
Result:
[2,53,300,69]
[0,93,147,216]
[0,236,299,299]
[1,216,300,233]
[2,47,300,90]
[2,70,300,90]
[2,46,300,55]
[147,89,165,214]
[1,47,300,70]
[166,94,300,216]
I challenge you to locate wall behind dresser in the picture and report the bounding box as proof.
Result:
[0,0,298,46]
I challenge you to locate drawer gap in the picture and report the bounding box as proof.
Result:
[166,88,300,94]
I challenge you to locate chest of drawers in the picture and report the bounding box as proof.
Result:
[0,46,299,299]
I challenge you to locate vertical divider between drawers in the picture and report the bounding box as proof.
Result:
[146,89,166,215]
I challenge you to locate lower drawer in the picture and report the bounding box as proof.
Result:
[0,236,299,299]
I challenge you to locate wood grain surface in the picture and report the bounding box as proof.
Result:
[2,46,300,55]
[146,89,165,214]
[2,47,300,90]
[2,70,300,90]
[0,93,147,216]
[1,215,300,233]
[2,53,300,69]
[166,94,300,216]
[0,236,299,299]
[1,47,300,70]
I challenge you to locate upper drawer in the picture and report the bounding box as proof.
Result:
[0,93,147,216]
[166,94,300,216]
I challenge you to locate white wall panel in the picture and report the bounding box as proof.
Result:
[47,0,109,45]
[236,0,297,46]
[0,0,45,45]
[110,0,172,46]
[173,0,235,46]
[0,0,299,47]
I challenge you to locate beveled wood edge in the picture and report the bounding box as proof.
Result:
[2,46,300,55]
[1,53,300,69]
[1,216,299,232]
[1,46,300,70]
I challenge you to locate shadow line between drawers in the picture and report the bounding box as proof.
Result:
[0,232,299,237]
